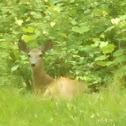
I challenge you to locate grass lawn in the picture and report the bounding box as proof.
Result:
[0,86,126,126]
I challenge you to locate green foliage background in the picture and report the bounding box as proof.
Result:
[1,0,126,91]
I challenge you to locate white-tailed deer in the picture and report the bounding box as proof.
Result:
[18,40,85,98]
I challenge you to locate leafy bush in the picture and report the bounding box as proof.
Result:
[1,0,126,91]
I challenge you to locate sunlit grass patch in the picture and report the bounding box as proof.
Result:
[0,87,126,126]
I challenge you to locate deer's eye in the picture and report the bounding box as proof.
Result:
[39,54,43,57]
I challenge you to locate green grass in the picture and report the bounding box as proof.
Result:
[0,86,126,126]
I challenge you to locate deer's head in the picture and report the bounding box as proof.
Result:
[18,40,52,68]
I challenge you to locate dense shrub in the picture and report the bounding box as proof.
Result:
[1,0,126,91]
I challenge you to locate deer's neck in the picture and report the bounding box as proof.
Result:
[31,63,54,89]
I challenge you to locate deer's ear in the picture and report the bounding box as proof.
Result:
[18,40,29,53]
[42,39,52,53]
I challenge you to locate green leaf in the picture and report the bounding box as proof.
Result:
[11,65,19,72]
[101,44,115,54]
[95,55,108,61]
[70,19,77,25]
[96,61,113,66]
[22,35,36,42]
[72,25,89,34]
[22,27,34,33]
[119,15,126,21]
[96,61,106,66]
[106,61,113,66]
[59,33,68,38]
[15,19,23,26]
[113,56,126,65]
[33,13,42,19]
[113,49,124,57]
[104,26,115,33]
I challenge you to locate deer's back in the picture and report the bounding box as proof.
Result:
[44,77,84,99]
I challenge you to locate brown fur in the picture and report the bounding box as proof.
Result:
[28,49,84,98]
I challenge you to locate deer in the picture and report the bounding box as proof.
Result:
[18,40,85,99]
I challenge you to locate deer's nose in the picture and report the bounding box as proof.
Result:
[31,63,36,67]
